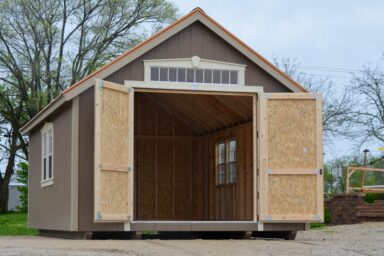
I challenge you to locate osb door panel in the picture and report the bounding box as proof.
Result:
[259,93,323,222]
[94,79,133,222]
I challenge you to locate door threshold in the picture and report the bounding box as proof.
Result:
[129,220,259,232]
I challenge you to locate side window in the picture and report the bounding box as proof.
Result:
[216,139,237,185]
[228,139,237,183]
[216,142,226,185]
[41,123,54,186]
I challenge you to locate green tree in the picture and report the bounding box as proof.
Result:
[16,162,28,212]
[0,0,178,213]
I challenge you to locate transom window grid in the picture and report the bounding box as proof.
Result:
[150,66,239,85]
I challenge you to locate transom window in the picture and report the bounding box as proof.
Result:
[41,123,54,187]
[144,56,246,86]
[216,139,237,185]
[150,66,239,85]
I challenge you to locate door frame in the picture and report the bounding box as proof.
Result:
[123,80,262,230]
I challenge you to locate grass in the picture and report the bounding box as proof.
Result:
[0,212,38,236]
[310,223,326,229]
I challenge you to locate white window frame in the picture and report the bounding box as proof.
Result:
[41,122,54,187]
[144,56,246,86]
[216,138,237,185]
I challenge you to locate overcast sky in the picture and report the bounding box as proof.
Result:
[175,0,384,72]
[174,0,384,159]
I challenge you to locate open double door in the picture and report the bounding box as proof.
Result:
[92,79,323,226]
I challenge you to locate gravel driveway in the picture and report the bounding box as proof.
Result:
[1,222,383,256]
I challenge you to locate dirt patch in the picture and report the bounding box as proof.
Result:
[0,222,383,256]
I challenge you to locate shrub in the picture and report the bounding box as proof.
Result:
[324,206,331,224]
[364,193,384,203]
[16,162,28,212]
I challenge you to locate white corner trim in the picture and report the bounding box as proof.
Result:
[70,97,79,231]
[143,56,246,85]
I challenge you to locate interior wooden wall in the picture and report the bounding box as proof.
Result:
[201,123,254,221]
[135,93,253,221]
[135,93,203,220]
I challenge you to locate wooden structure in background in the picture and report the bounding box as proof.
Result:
[346,166,384,193]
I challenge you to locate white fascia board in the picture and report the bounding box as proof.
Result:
[125,80,263,94]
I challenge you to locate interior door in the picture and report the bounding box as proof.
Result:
[94,79,134,222]
[258,93,323,222]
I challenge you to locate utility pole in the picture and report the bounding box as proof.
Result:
[360,149,370,191]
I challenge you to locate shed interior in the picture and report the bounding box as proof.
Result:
[134,92,255,221]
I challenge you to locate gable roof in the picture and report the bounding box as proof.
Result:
[20,7,306,134]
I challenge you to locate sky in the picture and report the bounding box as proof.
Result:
[174,0,384,160]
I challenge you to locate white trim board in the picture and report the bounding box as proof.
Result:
[125,80,263,95]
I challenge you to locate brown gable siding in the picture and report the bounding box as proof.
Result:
[106,21,290,93]
[28,104,72,230]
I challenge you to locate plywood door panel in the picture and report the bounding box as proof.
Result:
[94,80,131,222]
[258,93,323,222]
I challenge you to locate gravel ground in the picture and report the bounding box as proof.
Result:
[0,222,383,256]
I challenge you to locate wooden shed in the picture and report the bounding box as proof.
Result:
[21,8,323,239]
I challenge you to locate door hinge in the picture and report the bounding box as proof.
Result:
[257,191,259,199]
[256,131,259,139]
[257,168,259,176]
[319,168,323,175]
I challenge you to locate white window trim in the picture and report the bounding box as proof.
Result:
[144,56,246,85]
[41,122,54,187]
